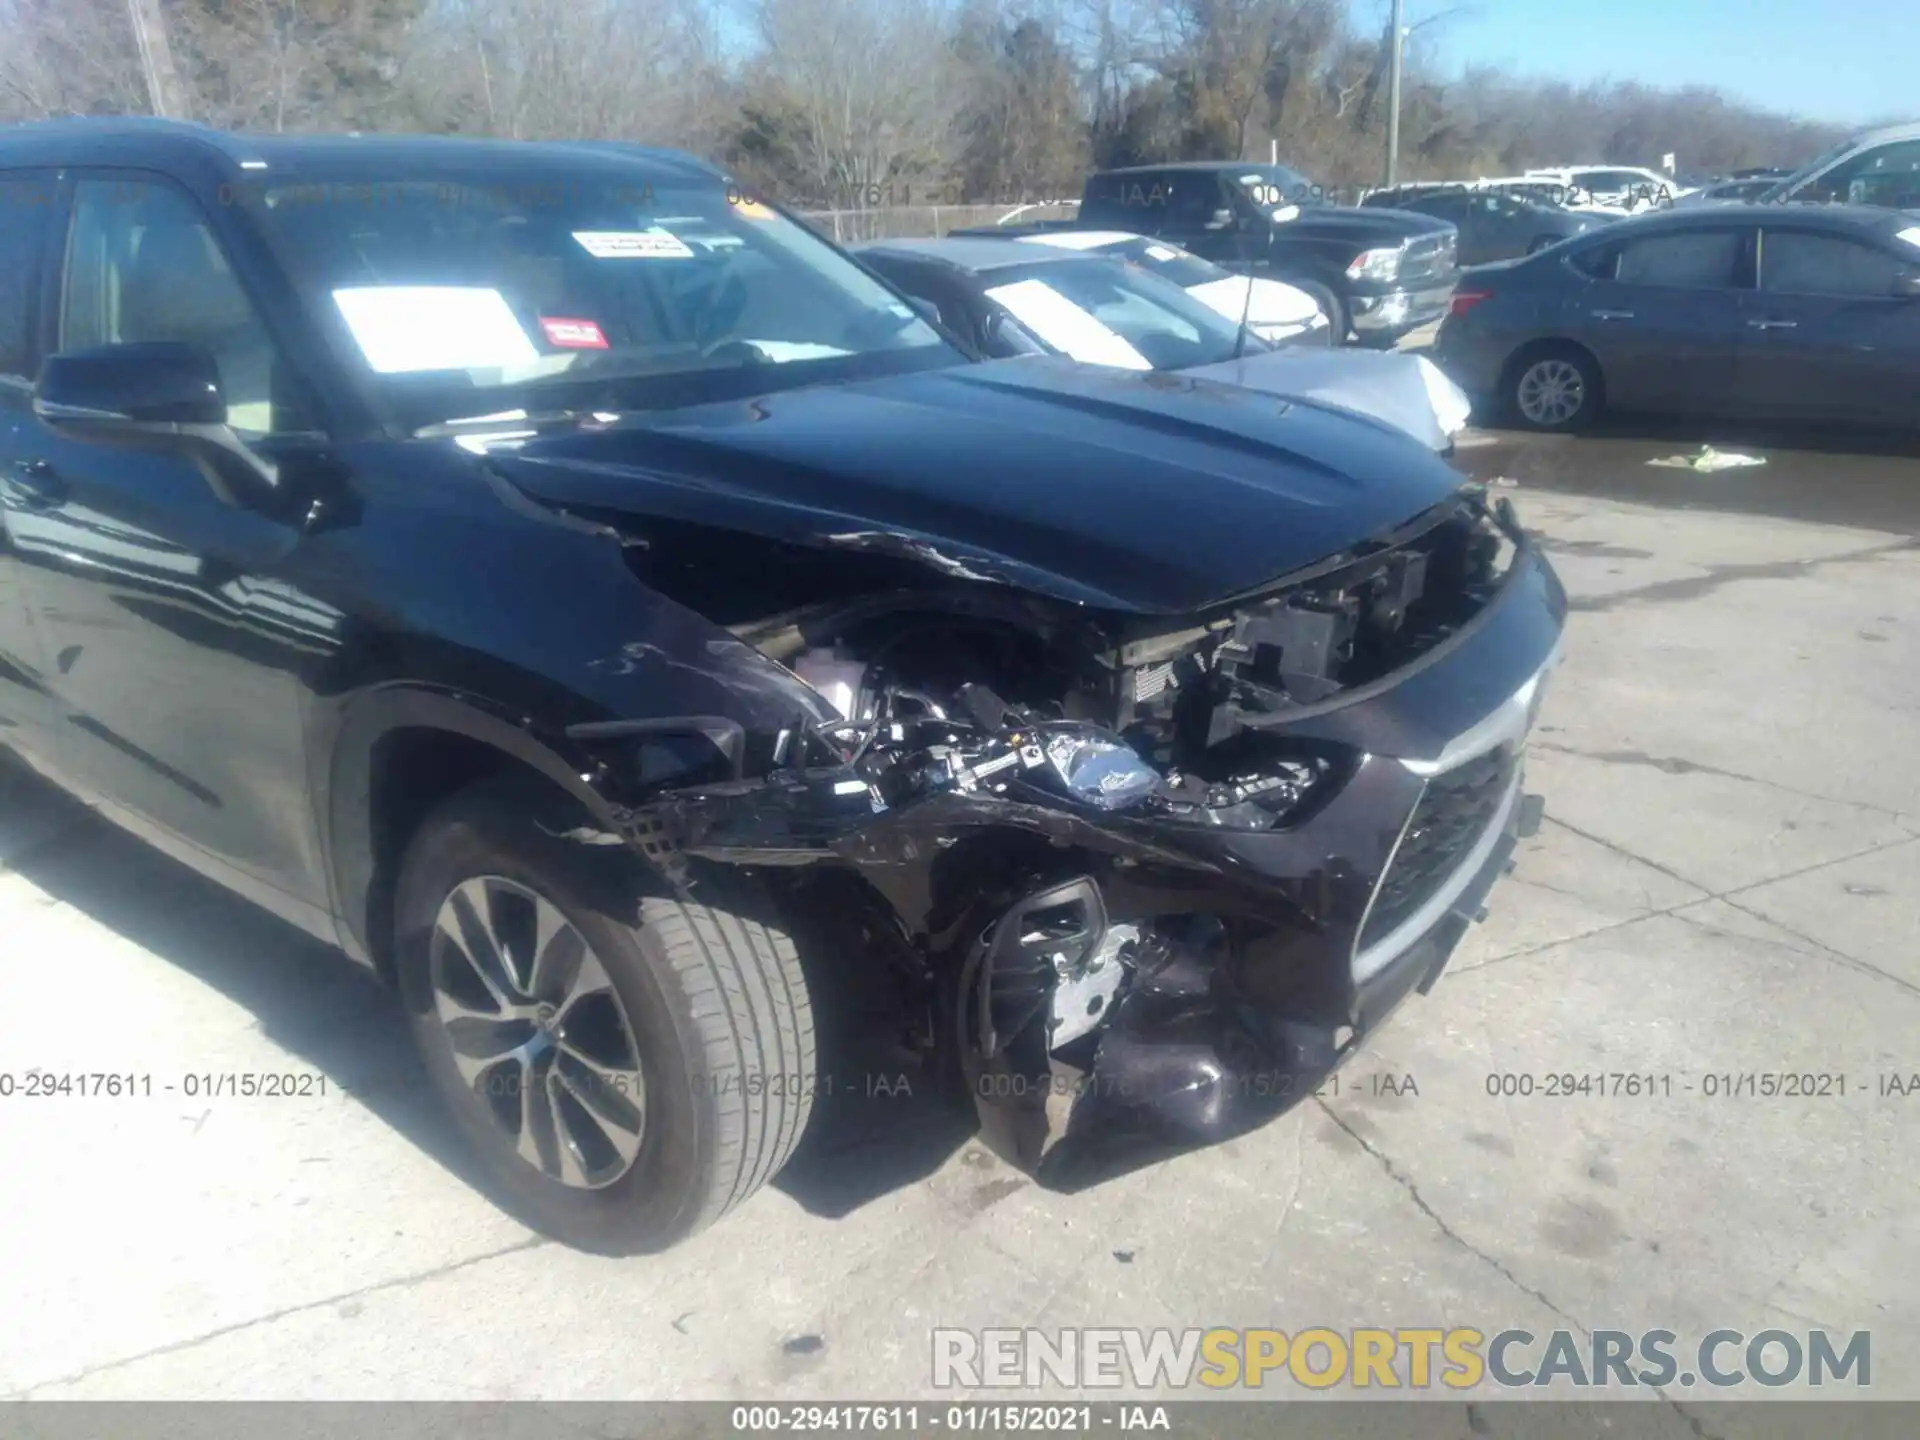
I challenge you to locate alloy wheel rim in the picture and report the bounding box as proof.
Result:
[429,876,646,1189]
[1518,359,1584,425]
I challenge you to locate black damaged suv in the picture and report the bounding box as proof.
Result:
[0,120,1563,1253]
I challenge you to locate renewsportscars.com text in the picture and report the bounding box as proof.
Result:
[932,1327,1871,1390]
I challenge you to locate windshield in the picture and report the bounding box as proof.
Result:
[1759,136,1864,202]
[242,168,957,425]
[981,258,1264,370]
[1098,237,1225,288]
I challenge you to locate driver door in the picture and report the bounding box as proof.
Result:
[12,171,338,927]
[1151,173,1256,269]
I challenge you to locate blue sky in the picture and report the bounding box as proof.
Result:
[1415,0,1918,126]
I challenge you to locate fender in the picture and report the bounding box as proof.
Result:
[319,682,630,968]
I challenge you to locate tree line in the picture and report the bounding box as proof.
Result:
[0,0,1858,209]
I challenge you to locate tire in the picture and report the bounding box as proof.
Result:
[1290,280,1347,345]
[394,778,815,1254]
[1505,343,1603,432]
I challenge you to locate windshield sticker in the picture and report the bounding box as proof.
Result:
[1897,226,1920,249]
[332,287,538,374]
[1239,174,1263,185]
[1145,244,1178,261]
[572,228,695,259]
[1271,205,1301,223]
[538,317,609,349]
[983,279,1150,370]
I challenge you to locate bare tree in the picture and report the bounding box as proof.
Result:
[0,0,150,120]
[749,0,966,206]
[404,0,723,144]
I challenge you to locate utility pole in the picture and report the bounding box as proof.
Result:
[125,0,188,119]
[1384,0,1405,187]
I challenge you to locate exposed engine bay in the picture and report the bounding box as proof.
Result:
[578,487,1557,1181]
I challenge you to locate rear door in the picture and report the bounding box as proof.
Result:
[0,168,63,768]
[1741,226,1920,424]
[1565,223,1755,414]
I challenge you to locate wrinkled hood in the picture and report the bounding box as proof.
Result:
[489,356,1467,615]
[1183,348,1467,452]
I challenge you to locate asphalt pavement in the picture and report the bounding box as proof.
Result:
[2,412,1918,1418]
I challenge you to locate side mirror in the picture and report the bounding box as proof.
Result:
[1894,273,1920,300]
[33,341,286,509]
[34,341,226,434]
[1205,208,1235,230]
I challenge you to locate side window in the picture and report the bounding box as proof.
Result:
[1568,241,1620,280]
[1614,229,1745,288]
[1761,232,1908,297]
[1417,192,1470,220]
[1078,174,1131,226]
[1165,175,1227,226]
[61,177,299,435]
[1800,141,1920,207]
[0,173,56,384]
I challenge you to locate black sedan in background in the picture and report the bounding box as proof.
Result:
[1433,203,1920,431]
[1363,185,1600,264]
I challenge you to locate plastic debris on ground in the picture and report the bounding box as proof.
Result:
[1647,445,1768,473]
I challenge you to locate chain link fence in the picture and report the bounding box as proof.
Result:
[795,201,1080,243]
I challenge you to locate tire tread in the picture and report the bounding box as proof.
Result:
[638,896,816,1227]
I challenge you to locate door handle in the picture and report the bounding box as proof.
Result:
[1589,309,1636,320]
[1746,318,1798,331]
[7,459,67,508]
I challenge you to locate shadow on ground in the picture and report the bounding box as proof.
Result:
[0,755,977,1227]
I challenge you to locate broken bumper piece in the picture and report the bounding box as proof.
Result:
[971,774,1546,1189]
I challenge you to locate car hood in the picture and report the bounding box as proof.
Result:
[1182,348,1463,452]
[1284,205,1454,242]
[1186,274,1323,329]
[488,356,1467,615]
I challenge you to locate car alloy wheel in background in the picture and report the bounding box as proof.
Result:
[1512,353,1597,430]
[429,875,647,1189]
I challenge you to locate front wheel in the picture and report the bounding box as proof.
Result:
[1506,346,1602,432]
[395,780,815,1253]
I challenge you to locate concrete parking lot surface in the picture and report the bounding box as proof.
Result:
[3,427,1918,1414]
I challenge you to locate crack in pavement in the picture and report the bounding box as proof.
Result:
[1453,819,1920,1003]
[1312,1098,1585,1334]
[1550,816,1920,1001]
[1532,741,1920,824]
[1566,538,1919,614]
[1675,898,1920,1003]
[13,1236,548,1397]
[1319,1050,1742,1440]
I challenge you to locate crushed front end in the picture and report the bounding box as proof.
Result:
[600,487,1566,1184]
